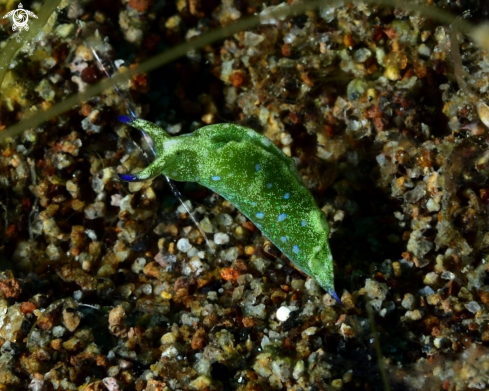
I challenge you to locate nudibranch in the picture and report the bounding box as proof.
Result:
[118,116,339,302]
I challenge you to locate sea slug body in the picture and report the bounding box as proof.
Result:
[117,116,339,302]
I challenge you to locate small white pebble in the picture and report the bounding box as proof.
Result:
[160,332,177,344]
[477,102,489,128]
[199,217,215,233]
[280,133,292,145]
[244,31,265,46]
[276,306,291,322]
[207,291,218,301]
[131,258,146,274]
[441,271,455,280]
[46,244,61,260]
[223,247,238,261]
[141,284,152,295]
[177,200,193,214]
[66,180,79,198]
[107,366,120,377]
[354,47,372,62]
[334,210,346,222]
[465,301,481,314]
[166,123,182,134]
[52,326,66,338]
[365,279,388,301]
[404,309,422,321]
[216,214,233,226]
[110,194,122,207]
[81,116,102,133]
[293,360,305,380]
[419,286,435,296]
[424,272,439,285]
[418,43,431,57]
[434,337,449,349]
[177,238,192,253]
[114,59,125,69]
[183,258,205,276]
[331,379,344,390]
[73,290,83,301]
[84,201,106,220]
[85,229,97,240]
[102,377,120,391]
[119,195,134,213]
[323,293,337,307]
[28,379,45,391]
[214,232,230,245]
[161,346,178,358]
[302,327,318,337]
[340,323,354,338]
[401,293,416,310]
[426,198,440,212]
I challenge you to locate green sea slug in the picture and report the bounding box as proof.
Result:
[118,116,339,302]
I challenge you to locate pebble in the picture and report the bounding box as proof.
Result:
[401,293,416,310]
[131,258,146,274]
[292,360,305,380]
[418,43,431,57]
[84,202,106,220]
[404,310,423,321]
[465,301,481,314]
[477,102,489,128]
[365,279,388,301]
[424,272,439,285]
[340,323,355,338]
[177,238,193,253]
[213,232,230,245]
[276,306,291,321]
[216,214,233,226]
[354,48,371,63]
[62,308,81,332]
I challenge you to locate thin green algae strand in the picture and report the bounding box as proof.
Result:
[0,0,62,90]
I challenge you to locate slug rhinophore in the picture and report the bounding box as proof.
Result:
[118,116,339,302]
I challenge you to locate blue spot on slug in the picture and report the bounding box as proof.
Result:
[301,220,307,226]
[251,202,257,206]
[255,163,261,172]
[283,192,290,199]
[266,183,273,189]
[212,176,221,181]
[281,236,287,243]
[256,212,264,219]
[293,245,299,254]
[278,213,287,222]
